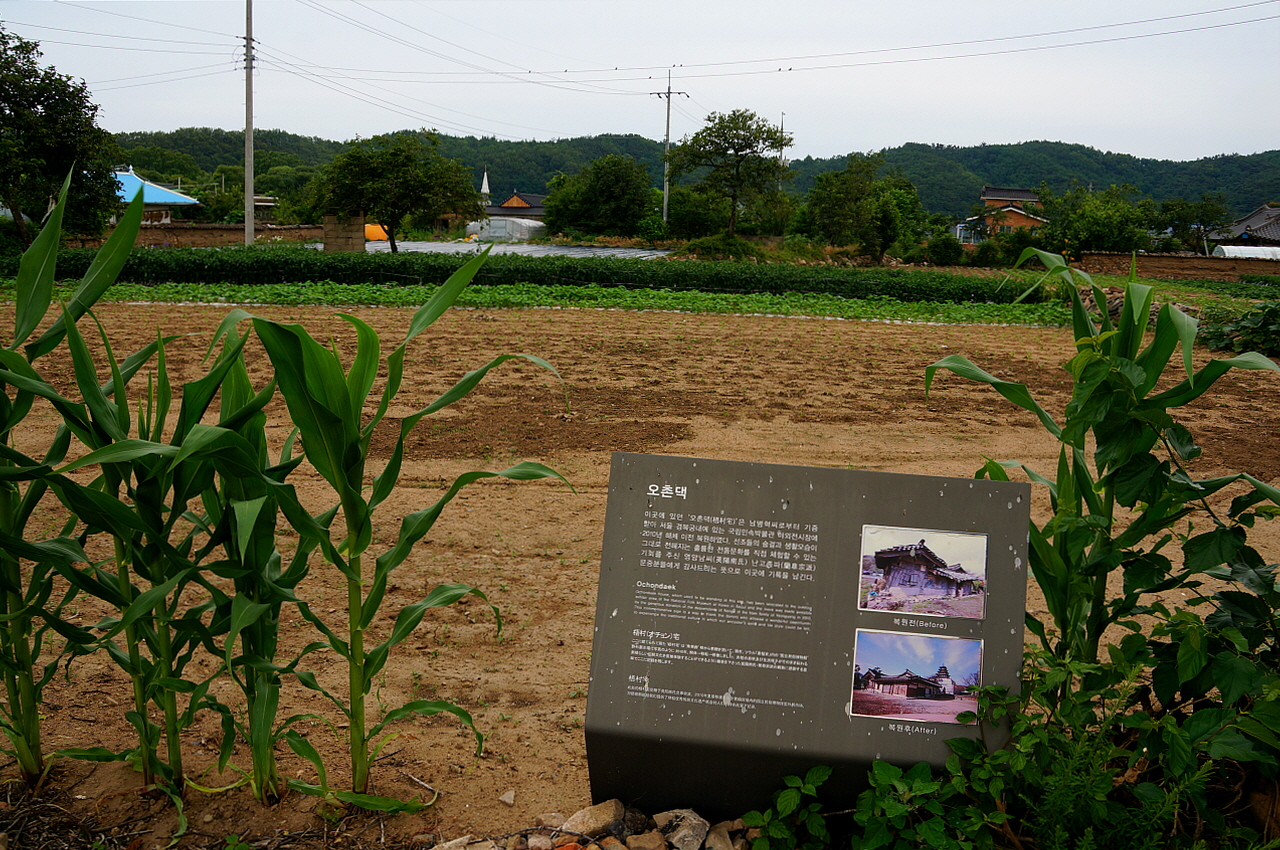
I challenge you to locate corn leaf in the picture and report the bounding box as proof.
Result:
[925,354,1061,438]
[26,182,147,361]
[12,172,72,351]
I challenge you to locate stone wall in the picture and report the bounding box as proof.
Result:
[1078,252,1280,282]
[68,223,322,249]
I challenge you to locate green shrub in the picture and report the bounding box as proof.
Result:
[6,244,1034,305]
[968,240,1004,268]
[677,234,767,261]
[1200,300,1280,356]
[926,233,964,267]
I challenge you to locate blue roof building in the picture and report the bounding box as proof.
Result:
[113,168,200,223]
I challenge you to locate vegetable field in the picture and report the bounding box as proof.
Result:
[10,298,1280,847]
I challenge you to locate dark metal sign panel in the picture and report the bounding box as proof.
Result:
[585,453,1030,817]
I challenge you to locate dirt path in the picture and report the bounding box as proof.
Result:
[8,302,1279,847]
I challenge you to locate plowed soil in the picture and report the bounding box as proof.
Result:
[6,302,1279,849]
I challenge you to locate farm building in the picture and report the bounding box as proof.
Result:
[873,540,981,598]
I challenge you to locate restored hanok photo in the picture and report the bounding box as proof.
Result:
[858,525,988,620]
[848,630,982,725]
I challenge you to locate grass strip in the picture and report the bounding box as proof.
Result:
[0,279,1073,326]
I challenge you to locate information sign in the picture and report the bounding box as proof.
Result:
[585,453,1031,816]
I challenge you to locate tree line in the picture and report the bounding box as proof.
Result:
[116,128,1278,222]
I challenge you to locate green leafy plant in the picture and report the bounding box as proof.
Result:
[44,321,264,797]
[210,249,568,808]
[742,765,831,850]
[1200,301,1280,357]
[0,173,146,789]
[194,327,315,803]
[849,759,1002,850]
[927,247,1280,662]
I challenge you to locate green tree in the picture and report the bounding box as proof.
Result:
[124,145,207,185]
[807,153,882,246]
[0,26,119,244]
[1038,182,1155,259]
[667,109,792,237]
[666,185,731,240]
[1156,193,1231,254]
[319,131,482,252]
[543,153,652,236]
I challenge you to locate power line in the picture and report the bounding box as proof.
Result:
[49,0,241,38]
[292,0,638,96]
[1,20,235,47]
[92,66,241,92]
[87,62,239,86]
[213,0,1280,81]
[253,48,522,137]
[14,37,240,57]
[254,40,562,134]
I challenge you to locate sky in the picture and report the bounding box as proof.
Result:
[4,0,1279,164]
[853,630,982,683]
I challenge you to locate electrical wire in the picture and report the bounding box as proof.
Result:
[50,0,240,39]
[292,0,640,95]
[253,48,522,137]
[14,38,240,56]
[200,0,1280,81]
[349,0,634,95]
[254,42,561,135]
[93,68,241,92]
[0,20,234,47]
[88,62,241,86]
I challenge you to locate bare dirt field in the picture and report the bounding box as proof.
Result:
[5,301,1279,849]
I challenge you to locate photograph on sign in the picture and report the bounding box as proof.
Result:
[858,525,988,620]
[848,629,982,725]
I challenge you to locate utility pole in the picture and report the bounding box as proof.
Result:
[651,71,687,224]
[244,0,255,246]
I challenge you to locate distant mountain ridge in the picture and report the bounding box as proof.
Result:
[115,128,1278,219]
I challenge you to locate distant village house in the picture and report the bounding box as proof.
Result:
[953,186,1046,244]
[113,167,200,224]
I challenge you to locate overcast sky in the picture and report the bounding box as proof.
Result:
[5,0,1278,164]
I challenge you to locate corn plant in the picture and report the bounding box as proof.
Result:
[195,327,318,803]
[926,248,1280,662]
[210,249,567,807]
[44,325,265,796]
[0,176,148,789]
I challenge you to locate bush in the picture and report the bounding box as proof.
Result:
[969,239,1004,268]
[1200,300,1280,356]
[678,234,767,261]
[925,233,964,266]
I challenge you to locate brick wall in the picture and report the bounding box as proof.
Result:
[1078,252,1280,282]
[323,214,366,253]
[68,223,322,249]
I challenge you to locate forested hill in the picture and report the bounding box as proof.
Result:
[114,127,666,197]
[435,134,665,197]
[115,128,348,172]
[792,142,1280,218]
[116,128,1277,218]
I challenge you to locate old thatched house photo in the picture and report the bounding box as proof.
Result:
[858,525,987,620]
[848,630,982,724]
